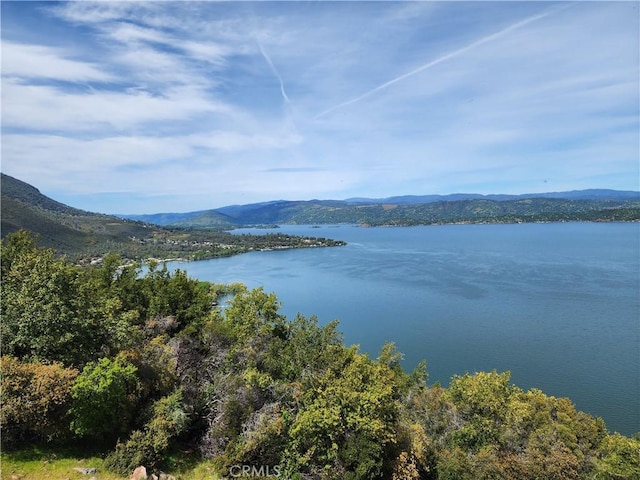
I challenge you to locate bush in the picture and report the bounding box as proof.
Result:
[0,355,78,447]
[285,349,400,479]
[105,389,189,475]
[69,355,140,439]
[594,433,640,480]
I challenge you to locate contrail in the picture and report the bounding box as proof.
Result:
[257,40,290,104]
[314,4,571,120]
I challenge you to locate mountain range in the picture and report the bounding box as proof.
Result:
[0,173,344,260]
[121,189,640,227]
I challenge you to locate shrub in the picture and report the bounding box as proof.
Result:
[0,355,78,447]
[594,433,640,480]
[105,389,189,475]
[69,354,140,439]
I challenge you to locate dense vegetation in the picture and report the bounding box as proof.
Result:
[2,230,639,479]
[126,197,640,228]
[0,174,345,262]
[221,198,640,227]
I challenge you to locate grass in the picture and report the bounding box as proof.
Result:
[0,447,224,480]
[0,446,121,480]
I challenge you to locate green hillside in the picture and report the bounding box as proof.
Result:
[181,197,640,227]
[1,174,153,256]
[0,174,344,262]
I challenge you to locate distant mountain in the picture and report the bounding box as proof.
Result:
[346,189,640,204]
[122,200,345,226]
[1,174,345,261]
[218,197,640,226]
[119,189,640,228]
[119,210,234,227]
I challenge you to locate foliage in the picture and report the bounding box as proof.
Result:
[445,370,514,450]
[594,433,640,479]
[121,336,178,403]
[1,231,127,366]
[105,389,189,475]
[285,347,401,479]
[140,261,213,328]
[0,356,78,446]
[2,230,639,479]
[69,355,140,439]
[403,370,611,480]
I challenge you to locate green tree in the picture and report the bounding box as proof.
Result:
[445,370,514,450]
[1,231,135,365]
[69,354,140,439]
[262,314,343,385]
[141,262,212,329]
[223,286,285,343]
[286,348,400,479]
[594,433,640,480]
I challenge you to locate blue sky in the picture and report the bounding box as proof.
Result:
[1,1,638,214]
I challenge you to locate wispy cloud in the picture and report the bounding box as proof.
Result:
[2,41,112,82]
[314,3,572,119]
[1,1,637,214]
[2,79,228,132]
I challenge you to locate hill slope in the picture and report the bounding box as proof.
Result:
[122,192,640,228]
[0,174,344,261]
[346,189,640,204]
[1,174,153,255]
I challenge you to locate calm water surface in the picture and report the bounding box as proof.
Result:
[167,223,639,435]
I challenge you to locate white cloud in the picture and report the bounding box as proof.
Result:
[102,21,230,69]
[1,1,637,213]
[49,1,154,25]
[2,79,230,132]
[1,41,112,82]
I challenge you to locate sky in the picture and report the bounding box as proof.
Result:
[1,1,638,214]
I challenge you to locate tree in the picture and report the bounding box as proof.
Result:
[223,286,285,343]
[594,433,640,480]
[286,348,400,479]
[69,355,140,439]
[445,370,514,450]
[1,231,135,366]
[141,262,212,329]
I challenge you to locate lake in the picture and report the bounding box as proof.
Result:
[166,222,640,436]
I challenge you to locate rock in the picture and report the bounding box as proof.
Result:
[73,468,98,475]
[151,475,159,480]
[130,466,148,480]
[158,474,176,480]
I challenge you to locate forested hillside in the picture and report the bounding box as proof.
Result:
[124,195,640,228]
[2,230,638,480]
[213,197,640,227]
[0,174,344,262]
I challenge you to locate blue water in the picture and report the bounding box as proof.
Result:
[167,223,640,435]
